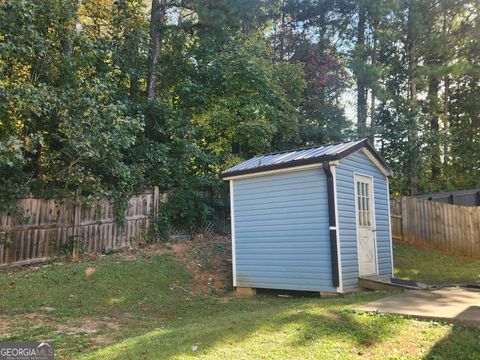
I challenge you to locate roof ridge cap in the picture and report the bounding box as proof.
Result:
[259,138,367,157]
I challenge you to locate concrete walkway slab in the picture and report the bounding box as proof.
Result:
[356,287,480,326]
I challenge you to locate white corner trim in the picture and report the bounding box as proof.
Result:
[386,178,395,277]
[222,163,323,181]
[330,161,343,293]
[353,173,361,277]
[229,180,237,287]
[370,175,380,275]
[360,148,393,177]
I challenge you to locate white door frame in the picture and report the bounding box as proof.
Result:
[354,172,378,276]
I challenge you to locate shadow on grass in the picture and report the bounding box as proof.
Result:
[424,325,480,360]
[81,296,403,359]
[280,311,399,348]
[423,305,480,359]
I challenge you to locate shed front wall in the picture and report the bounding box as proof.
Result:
[336,150,393,292]
[232,168,336,292]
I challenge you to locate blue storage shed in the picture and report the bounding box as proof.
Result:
[220,138,394,294]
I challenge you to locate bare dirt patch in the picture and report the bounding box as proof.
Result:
[361,321,432,358]
[168,235,232,294]
[23,313,48,320]
[85,267,96,277]
[0,312,123,340]
[121,253,137,261]
[56,317,122,336]
[0,315,13,339]
[39,306,55,312]
[91,334,110,347]
[0,313,52,339]
[139,234,232,294]
[323,312,341,320]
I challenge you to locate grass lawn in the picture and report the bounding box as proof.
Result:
[393,241,480,285]
[0,246,479,359]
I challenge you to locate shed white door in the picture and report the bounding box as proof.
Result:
[355,174,377,276]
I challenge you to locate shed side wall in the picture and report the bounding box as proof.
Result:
[233,168,335,292]
[336,150,393,292]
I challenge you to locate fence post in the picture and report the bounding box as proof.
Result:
[401,196,408,243]
[72,189,81,261]
[7,232,15,265]
[153,186,159,222]
[400,198,404,241]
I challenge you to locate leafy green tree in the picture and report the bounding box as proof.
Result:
[1,0,480,216]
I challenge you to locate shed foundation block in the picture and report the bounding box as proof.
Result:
[319,291,340,298]
[235,287,256,296]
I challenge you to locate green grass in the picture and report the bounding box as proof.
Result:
[393,241,480,285]
[0,248,479,359]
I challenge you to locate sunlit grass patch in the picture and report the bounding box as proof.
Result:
[394,241,480,285]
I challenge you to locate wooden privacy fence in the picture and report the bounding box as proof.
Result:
[0,187,164,268]
[391,196,480,258]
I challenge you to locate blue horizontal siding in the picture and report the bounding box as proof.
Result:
[235,183,325,198]
[233,168,335,292]
[236,244,331,250]
[336,150,393,292]
[233,173,321,191]
[235,265,330,273]
[235,199,325,211]
[235,191,326,204]
[236,259,329,267]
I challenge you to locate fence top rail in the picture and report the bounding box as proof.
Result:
[2,189,155,203]
[0,191,156,217]
[392,196,480,211]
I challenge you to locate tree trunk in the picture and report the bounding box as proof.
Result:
[356,2,368,137]
[318,5,326,53]
[443,74,449,164]
[279,0,286,62]
[369,16,378,143]
[429,74,441,181]
[130,74,139,99]
[369,90,375,142]
[145,0,167,138]
[316,7,327,107]
[128,30,139,98]
[406,0,419,195]
[428,1,442,183]
[147,0,166,100]
[242,7,253,34]
[60,0,78,57]
[442,5,449,173]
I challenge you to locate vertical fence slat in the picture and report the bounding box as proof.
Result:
[468,207,474,257]
[401,197,408,243]
[472,207,480,254]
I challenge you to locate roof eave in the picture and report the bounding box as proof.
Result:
[220,138,393,180]
[220,155,333,179]
[328,138,393,177]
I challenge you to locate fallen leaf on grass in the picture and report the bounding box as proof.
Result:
[85,267,96,277]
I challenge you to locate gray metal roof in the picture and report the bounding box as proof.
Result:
[221,138,392,178]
